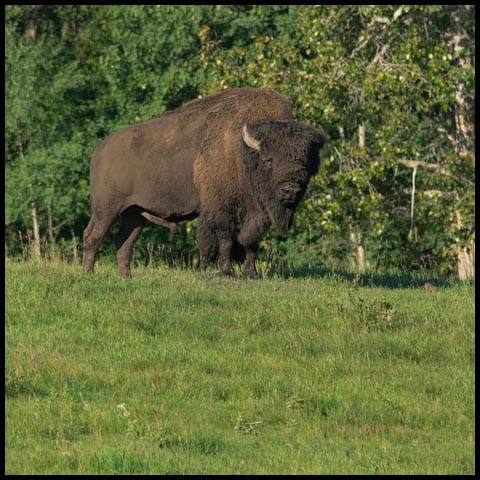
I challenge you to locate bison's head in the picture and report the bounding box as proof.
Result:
[240,120,326,234]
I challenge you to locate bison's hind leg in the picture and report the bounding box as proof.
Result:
[83,211,117,273]
[115,206,146,278]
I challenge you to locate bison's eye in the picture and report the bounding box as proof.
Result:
[278,183,302,205]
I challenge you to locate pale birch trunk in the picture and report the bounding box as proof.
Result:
[350,230,366,273]
[71,228,78,264]
[350,123,367,271]
[31,202,41,258]
[358,123,366,149]
[47,204,55,245]
[455,209,475,281]
[450,5,475,280]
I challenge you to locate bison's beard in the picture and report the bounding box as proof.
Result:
[269,204,295,235]
[251,182,297,235]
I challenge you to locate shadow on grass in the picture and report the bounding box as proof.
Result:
[272,264,465,289]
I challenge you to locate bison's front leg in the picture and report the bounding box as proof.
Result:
[243,243,259,279]
[196,212,219,269]
[196,212,234,276]
[218,236,234,277]
[237,214,270,279]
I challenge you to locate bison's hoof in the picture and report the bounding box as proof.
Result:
[243,269,259,280]
[218,267,235,277]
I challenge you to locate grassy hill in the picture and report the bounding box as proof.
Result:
[5,259,475,474]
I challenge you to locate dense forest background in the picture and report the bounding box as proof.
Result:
[5,5,475,278]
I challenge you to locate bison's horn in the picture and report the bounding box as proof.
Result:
[242,125,261,151]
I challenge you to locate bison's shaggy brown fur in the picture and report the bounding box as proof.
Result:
[83,88,325,278]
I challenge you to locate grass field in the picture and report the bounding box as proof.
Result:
[5,258,475,474]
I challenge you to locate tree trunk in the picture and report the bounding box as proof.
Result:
[31,202,41,258]
[358,123,365,149]
[455,209,475,281]
[451,5,475,281]
[71,228,78,264]
[25,21,36,41]
[457,245,475,282]
[350,230,367,272]
[47,204,55,245]
[450,5,475,280]
[350,123,368,272]
[408,165,417,241]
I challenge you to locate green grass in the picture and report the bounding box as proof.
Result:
[5,258,475,474]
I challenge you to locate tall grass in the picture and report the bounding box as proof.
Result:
[5,258,475,474]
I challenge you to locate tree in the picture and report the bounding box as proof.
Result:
[5,5,475,277]
[198,5,475,275]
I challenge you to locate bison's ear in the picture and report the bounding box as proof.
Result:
[241,125,261,151]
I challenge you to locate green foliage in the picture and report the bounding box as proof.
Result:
[5,5,475,273]
[196,5,474,272]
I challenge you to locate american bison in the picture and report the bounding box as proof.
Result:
[83,87,325,278]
